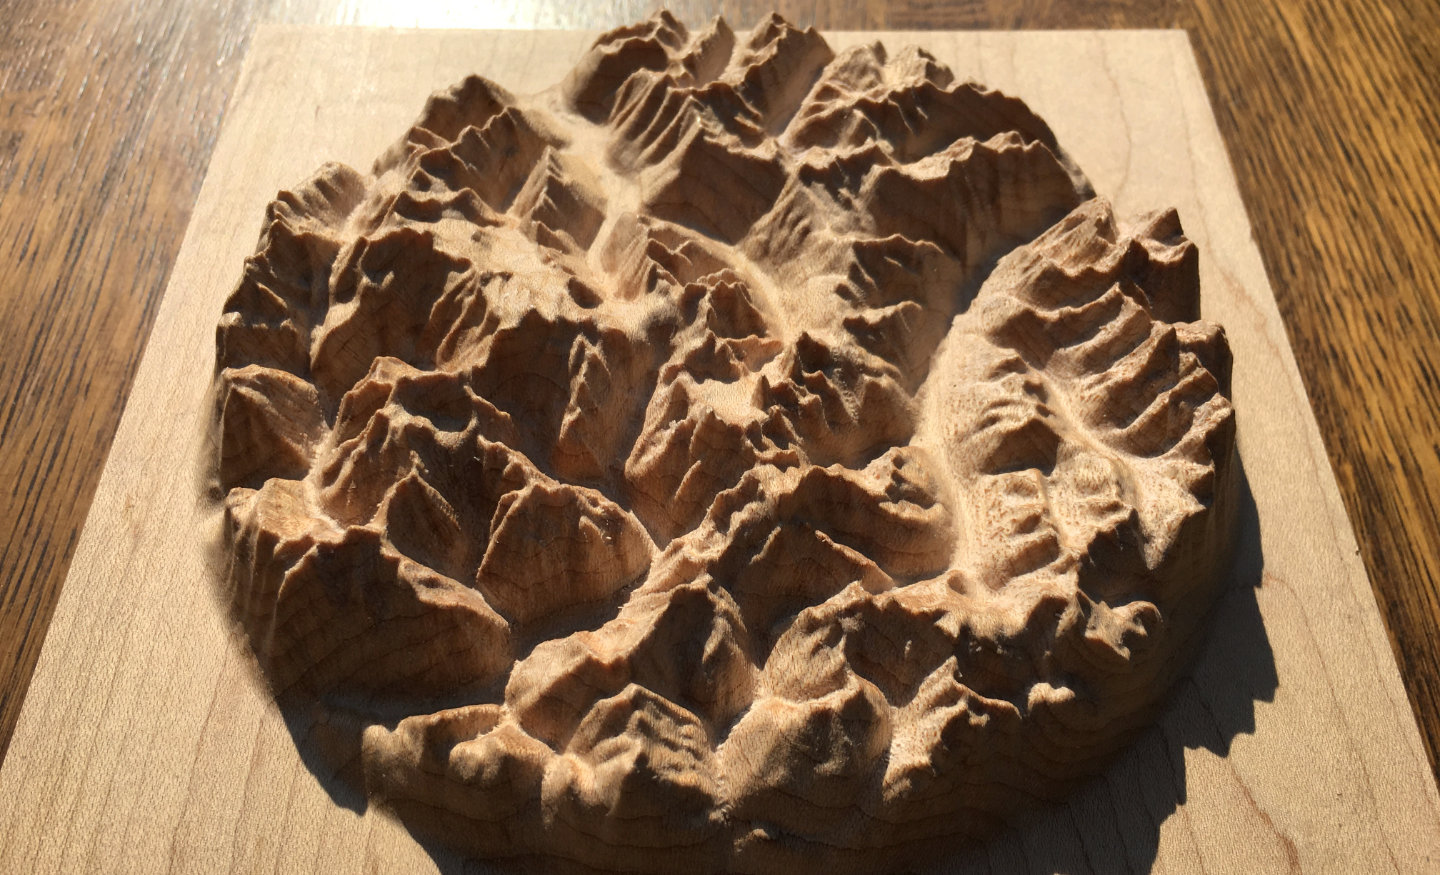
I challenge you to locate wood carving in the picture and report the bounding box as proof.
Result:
[210,12,1237,873]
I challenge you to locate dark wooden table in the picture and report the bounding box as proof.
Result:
[2,0,1437,797]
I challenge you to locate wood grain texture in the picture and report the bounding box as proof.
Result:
[0,24,1436,874]
[206,21,1242,867]
[2,4,1439,799]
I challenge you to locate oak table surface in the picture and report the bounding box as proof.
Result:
[1,0,1436,815]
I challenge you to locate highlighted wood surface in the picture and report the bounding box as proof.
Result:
[0,23,1434,874]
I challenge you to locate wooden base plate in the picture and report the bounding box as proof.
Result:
[0,26,1435,873]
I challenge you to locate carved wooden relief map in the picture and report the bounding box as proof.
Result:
[211,12,1236,873]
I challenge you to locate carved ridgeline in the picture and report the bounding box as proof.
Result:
[210,11,1235,873]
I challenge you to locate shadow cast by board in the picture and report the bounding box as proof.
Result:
[936,451,1276,875]
[271,451,1274,875]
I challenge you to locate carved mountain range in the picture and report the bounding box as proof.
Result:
[211,11,1236,873]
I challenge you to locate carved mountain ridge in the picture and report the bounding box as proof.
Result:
[211,12,1236,873]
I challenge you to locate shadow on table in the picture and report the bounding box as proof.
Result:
[276,451,1274,875]
[937,450,1275,874]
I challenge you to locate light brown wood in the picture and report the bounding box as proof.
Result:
[0,25,1434,873]
[8,0,1440,819]
[208,16,1240,870]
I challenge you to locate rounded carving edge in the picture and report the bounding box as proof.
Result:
[209,11,1237,874]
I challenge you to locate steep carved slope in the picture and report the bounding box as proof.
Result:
[210,12,1235,874]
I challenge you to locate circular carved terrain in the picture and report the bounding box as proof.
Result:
[211,12,1237,873]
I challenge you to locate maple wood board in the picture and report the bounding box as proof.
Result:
[0,25,1435,873]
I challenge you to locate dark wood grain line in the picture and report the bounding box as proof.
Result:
[0,0,261,763]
